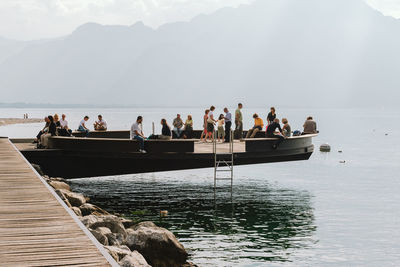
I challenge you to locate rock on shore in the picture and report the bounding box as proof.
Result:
[44,176,196,267]
[126,222,188,267]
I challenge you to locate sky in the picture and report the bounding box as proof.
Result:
[0,0,399,41]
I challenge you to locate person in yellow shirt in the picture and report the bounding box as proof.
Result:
[246,113,264,138]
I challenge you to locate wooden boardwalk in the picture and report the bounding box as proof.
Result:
[0,138,116,266]
[194,140,245,154]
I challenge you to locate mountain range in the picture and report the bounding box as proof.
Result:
[0,0,399,107]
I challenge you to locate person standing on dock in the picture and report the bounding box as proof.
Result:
[267,107,276,125]
[200,109,210,142]
[131,116,147,153]
[207,106,217,140]
[224,107,232,143]
[217,114,225,142]
[172,114,184,138]
[235,103,243,139]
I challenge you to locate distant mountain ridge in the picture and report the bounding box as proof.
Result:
[1,0,399,107]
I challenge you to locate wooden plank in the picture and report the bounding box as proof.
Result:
[0,138,115,266]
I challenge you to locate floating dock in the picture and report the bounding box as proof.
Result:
[15,131,316,178]
[0,138,117,266]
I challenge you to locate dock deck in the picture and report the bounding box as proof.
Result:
[0,138,115,266]
[193,140,245,154]
[14,134,315,178]
[13,139,246,154]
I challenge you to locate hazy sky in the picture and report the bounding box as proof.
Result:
[0,0,399,40]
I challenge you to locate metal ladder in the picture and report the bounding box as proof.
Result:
[213,130,234,195]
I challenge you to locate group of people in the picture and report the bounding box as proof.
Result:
[200,106,233,143]
[35,114,108,148]
[170,114,193,139]
[244,106,318,148]
[197,104,317,149]
[34,105,317,152]
[129,114,194,153]
[77,115,107,137]
[129,103,317,153]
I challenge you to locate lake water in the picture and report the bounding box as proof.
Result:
[1,107,399,266]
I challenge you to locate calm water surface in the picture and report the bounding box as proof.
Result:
[1,107,399,266]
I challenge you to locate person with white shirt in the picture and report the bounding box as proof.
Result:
[130,116,146,153]
[224,107,232,142]
[206,106,216,140]
[94,115,107,131]
[78,116,90,137]
[59,114,72,136]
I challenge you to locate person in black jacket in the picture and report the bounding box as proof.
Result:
[267,107,276,125]
[40,115,57,148]
[34,116,50,143]
[159,118,172,140]
[266,118,286,149]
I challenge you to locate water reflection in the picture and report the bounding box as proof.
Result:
[71,176,316,266]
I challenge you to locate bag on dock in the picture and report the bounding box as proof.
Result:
[147,134,159,140]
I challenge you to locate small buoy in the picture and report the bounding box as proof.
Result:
[160,210,168,217]
[339,160,346,164]
[320,144,331,152]
[385,133,388,136]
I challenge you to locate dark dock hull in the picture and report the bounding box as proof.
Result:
[20,137,314,179]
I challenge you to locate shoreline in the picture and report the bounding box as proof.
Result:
[33,163,197,267]
[0,118,42,126]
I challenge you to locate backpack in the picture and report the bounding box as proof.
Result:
[293,130,301,136]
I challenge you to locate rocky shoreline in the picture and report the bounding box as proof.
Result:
[42,175,197,267]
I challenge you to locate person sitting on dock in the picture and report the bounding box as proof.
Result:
[267,107,276,125]
[183,115,193,139]
[246,113,264,138]
[78,116,90,137]
[200,109,210,142]
[282,118,291,137]
[59,114,72,136]
[172,114,184,138]
[224,107,232,143]
[159,118,172,140]
[54,114,61,128]
[34,116,50,143]
[94,115,107,131]
[302,116,317,135]
[40,115,57,148]
[131,116,146,153]
[266,118,286,149]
